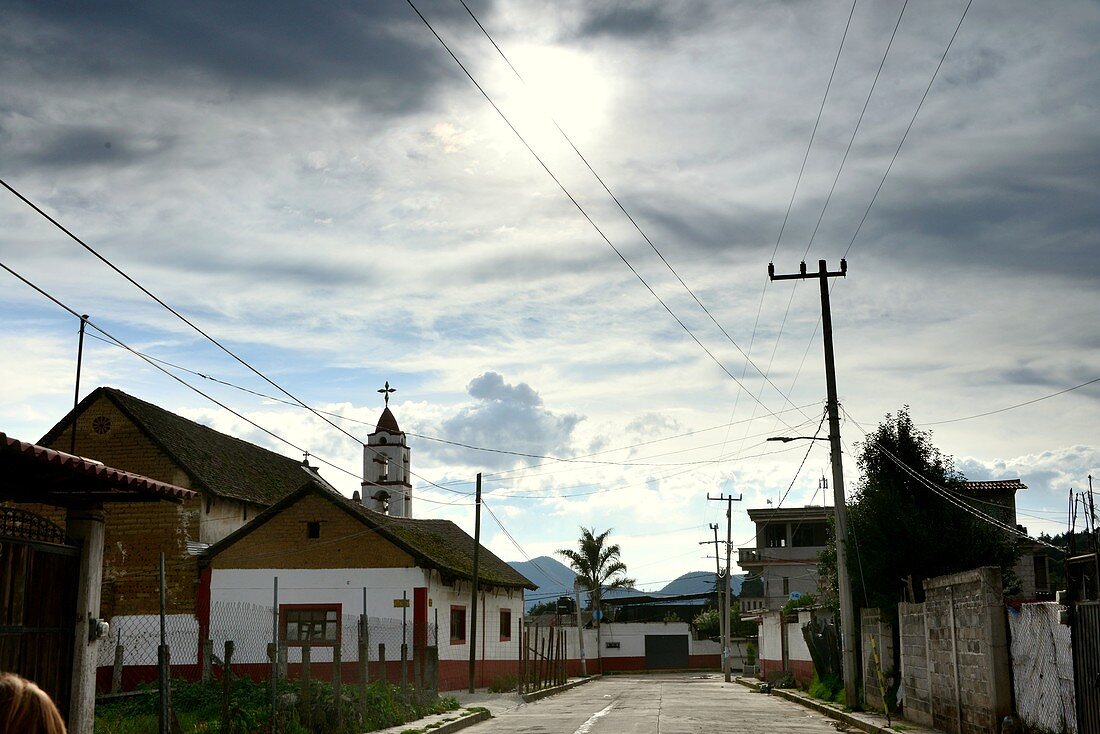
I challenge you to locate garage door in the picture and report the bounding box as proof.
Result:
[644,634,689,669]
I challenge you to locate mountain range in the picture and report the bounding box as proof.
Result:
[510,556,745,611]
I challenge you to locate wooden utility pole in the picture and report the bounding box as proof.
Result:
[468,473,482,692]
[70,314,89,455]
[769,258,857,706]
[699,523,724,659]
[708,493,741,682]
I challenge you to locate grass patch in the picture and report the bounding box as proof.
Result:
[95,678,461,734]
[807,672,845,706]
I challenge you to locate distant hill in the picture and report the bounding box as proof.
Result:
[658,571,744,597]
[509,558,741,611]
[509,556,641,611]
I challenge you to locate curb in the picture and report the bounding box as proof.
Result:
[420,708,492,734]
[733,677,898,734]
[521,675,600,703]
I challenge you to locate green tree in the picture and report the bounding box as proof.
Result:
[557,527,635,619]
[820,407,1019,613]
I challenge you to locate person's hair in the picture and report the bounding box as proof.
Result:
[0,673,67,734]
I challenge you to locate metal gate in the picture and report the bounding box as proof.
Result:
[1075,602,1100,734]
[644,634,689,669]
[0,508,80,718]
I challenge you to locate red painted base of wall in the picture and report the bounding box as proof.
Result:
[98,654,724,695]
[758,657,814,687]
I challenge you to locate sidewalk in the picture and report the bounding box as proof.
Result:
[735,677,943,734]
[370,678,592,734]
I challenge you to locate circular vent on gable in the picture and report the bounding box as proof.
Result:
[92,416,112,435]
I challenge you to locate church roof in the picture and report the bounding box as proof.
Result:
[40,386,329,506]
[374,406,401,434]
[203,482,538,590]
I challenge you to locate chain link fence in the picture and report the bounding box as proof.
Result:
[1008,602,1076,734]
[97,602,438,691]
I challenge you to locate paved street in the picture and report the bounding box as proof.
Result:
[466,674,850,734]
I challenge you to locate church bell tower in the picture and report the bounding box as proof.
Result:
[363,381,412,517]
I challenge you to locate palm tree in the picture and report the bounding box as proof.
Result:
[557,527,636,620]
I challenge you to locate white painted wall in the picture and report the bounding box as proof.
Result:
[209,567,526,666]
[198,496,253,545]
[757,609,813,664]
[428,572,525,663]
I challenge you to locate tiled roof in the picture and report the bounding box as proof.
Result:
[1,432,195,502]
[357,507,535,590]
[41,387,324,506]
[374,406,401,434]
[964,479,1026,493]
[205,483,537,590]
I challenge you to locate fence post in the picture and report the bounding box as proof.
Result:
[221,640,234,734]
[278,642,288,680]
[401,640,409,695]
[378,643,386,683]
[359,615,369,724]
[517,619,523,694]
[333,645,342,730]
[202,640,213,684]
[301,645,311,732]
[111,642,124,694]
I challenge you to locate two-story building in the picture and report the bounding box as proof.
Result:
[737,505,830,611]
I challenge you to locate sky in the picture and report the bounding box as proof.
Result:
[1,0,1098,595]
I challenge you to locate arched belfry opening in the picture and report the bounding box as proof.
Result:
[362,381,412,517]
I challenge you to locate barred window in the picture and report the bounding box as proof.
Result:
[499,609,512,642]
[281,605,340,646]
[450,605,467,645]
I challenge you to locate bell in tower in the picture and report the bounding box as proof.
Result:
[363,382,412,517]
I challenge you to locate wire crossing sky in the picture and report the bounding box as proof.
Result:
[1,0,1097,587]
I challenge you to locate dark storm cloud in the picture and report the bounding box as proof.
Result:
[0,1,467,115]
[572,0,716,41]
[9,126,176,168]
[435,372,582,469]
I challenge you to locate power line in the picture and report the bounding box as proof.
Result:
[85,330,820,474]
[840,405,1058,550]
[457,0,810,419]
[920,376,1100,425]
[802,0,910,258]
[0,178,458,497]
[0,260,359,483]
[771,0,860,261]
[843,0,975,258]
[404,0,796,429]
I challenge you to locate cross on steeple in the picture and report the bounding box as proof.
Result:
[377,381,396,406]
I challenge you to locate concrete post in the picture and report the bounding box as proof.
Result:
[111,643,124,694]
[202,640,213,684]
[66,505,105,734]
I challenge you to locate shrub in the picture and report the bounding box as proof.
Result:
[807,672,844,704]
[765,670,796,689]
[488,674,518,693]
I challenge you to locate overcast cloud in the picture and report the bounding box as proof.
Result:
[1,0,1097,587]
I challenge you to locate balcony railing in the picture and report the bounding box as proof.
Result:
[737,546,825,566]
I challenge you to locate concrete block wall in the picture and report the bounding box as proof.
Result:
[896,567,1011,734]
[861,608,894,712]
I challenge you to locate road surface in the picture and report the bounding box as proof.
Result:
[467,673,852,733]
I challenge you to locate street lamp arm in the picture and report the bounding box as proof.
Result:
[766,435,830,443]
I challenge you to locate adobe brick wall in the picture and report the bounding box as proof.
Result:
[41,395,199,616]
[897,567,1011,734]
[208,494,415,570]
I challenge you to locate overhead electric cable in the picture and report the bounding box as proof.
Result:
[457,0,809,418]
[843,0,974,258]
[840,405,1058,550]
[771,0,859,261]
[920,377,1100,425]
[0,178,456,496]
[802,0,909,257]
[0,261,360,483]
[404,0,795,429]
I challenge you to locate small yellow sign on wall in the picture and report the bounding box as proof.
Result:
[393,598,410,608]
